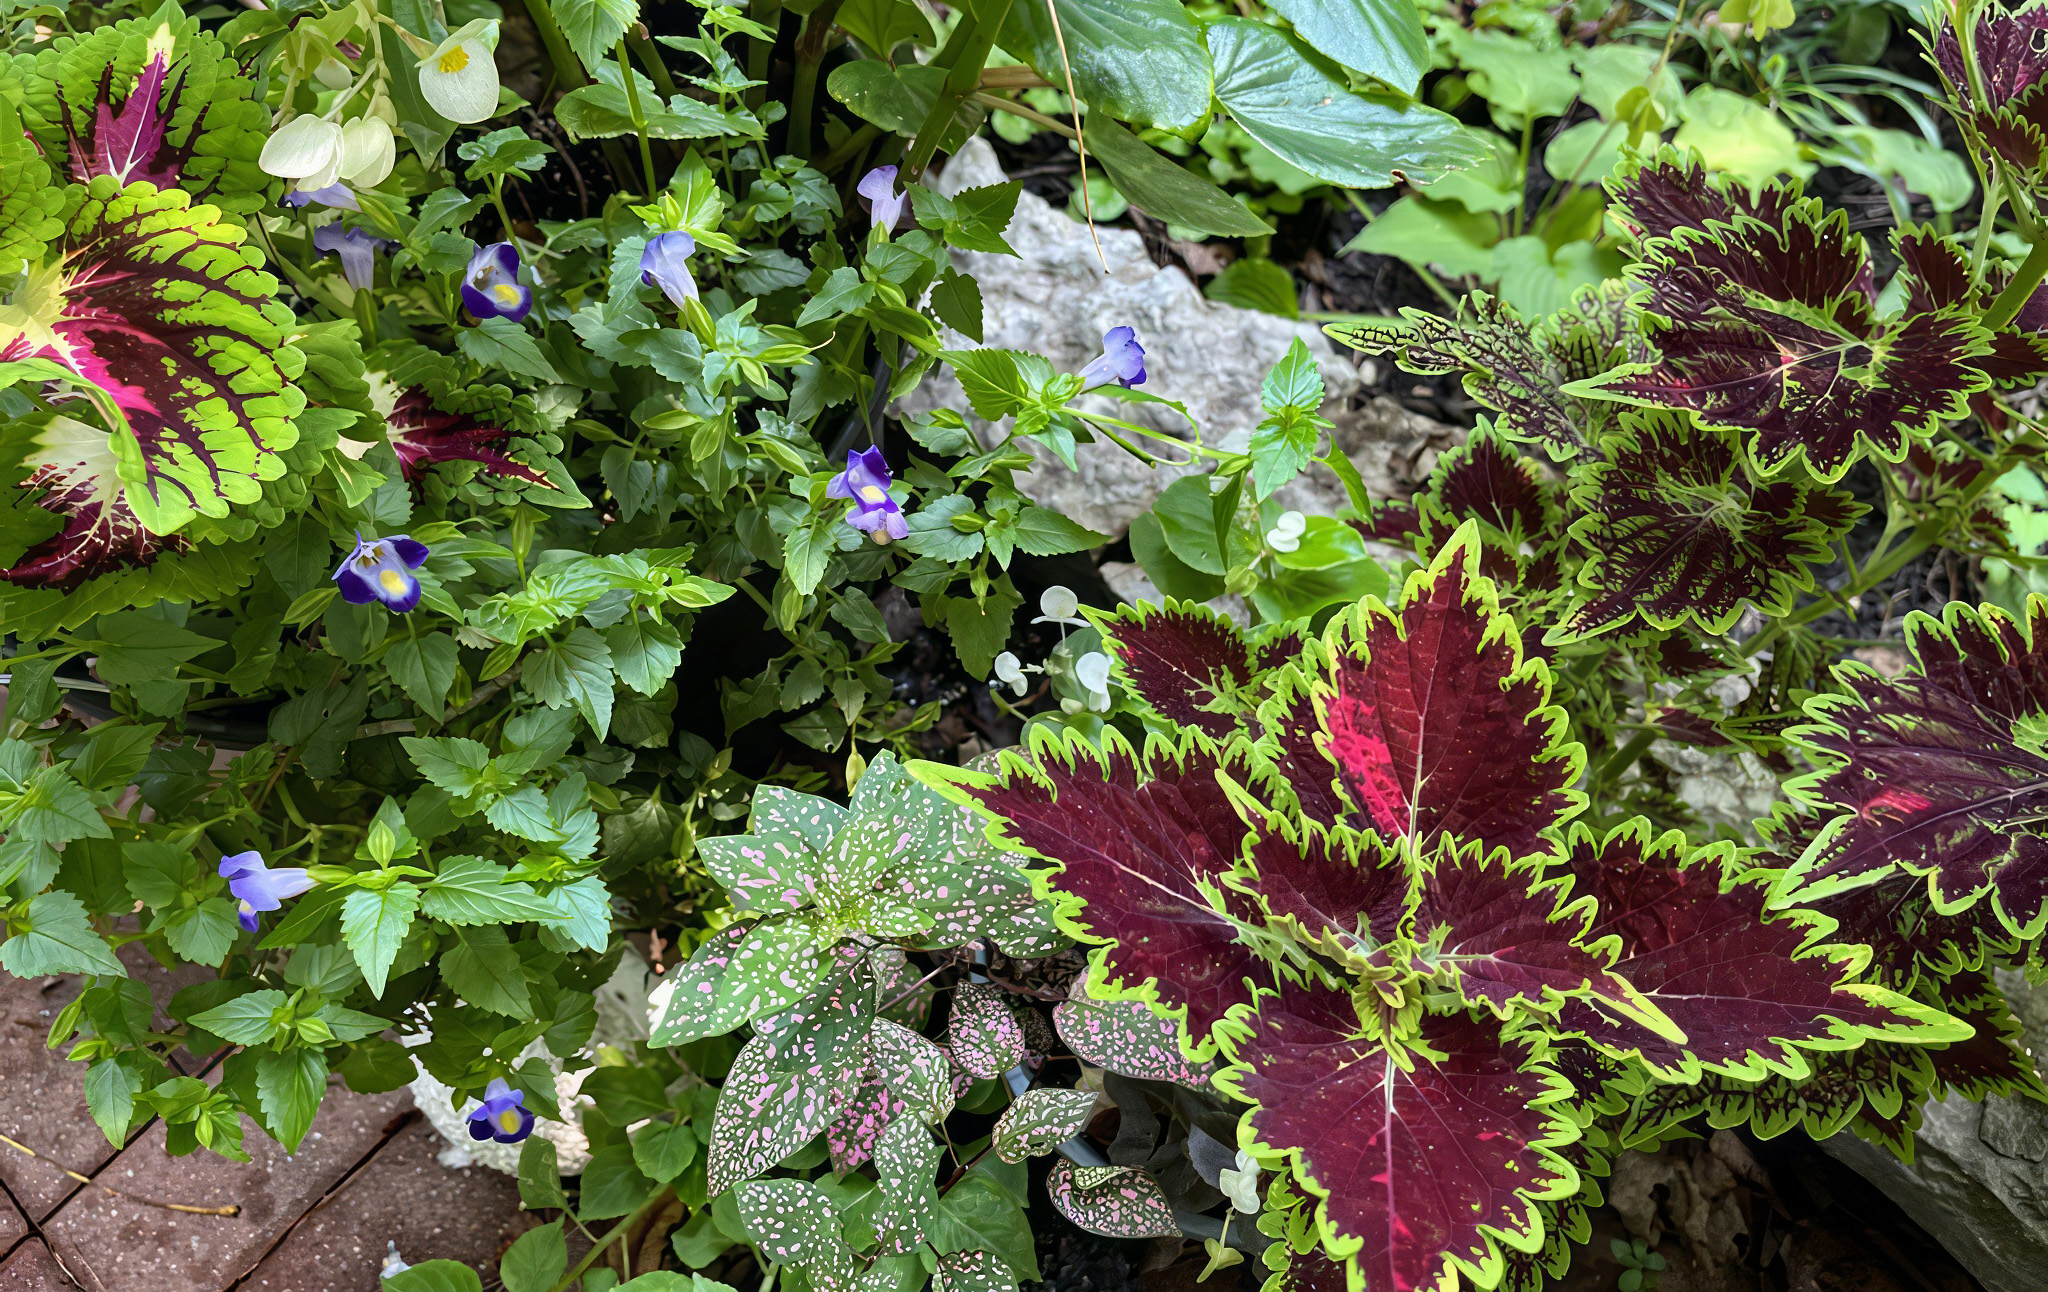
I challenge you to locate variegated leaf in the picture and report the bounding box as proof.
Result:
[947,983,1027,1080]
[991,1087,1097,1163]
[1053,996,1210,1089]
[1046,1160,1179,1239]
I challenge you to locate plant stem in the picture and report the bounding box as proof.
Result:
[617,40,659,195]
[903,0,1017,181]
[787,0,845,159]
[1987,235,2048,329]
[626,30,679,99]
[517,0,588,91]
[746,0,783,110]
[547,1188,674,1292]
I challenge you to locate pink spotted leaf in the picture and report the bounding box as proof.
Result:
[991,1087,1098,1163]
[1046,1160,1179,1240]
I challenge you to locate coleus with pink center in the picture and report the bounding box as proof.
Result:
[921,532,1963,1292]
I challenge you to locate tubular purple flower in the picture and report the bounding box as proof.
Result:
[857,165,908,233]
[466,1078,535,1143]
[462,241,531,322]
[313,223,393,290]
[639,231,700,309]
[826,446,910,543]
[333,532,430,612]
[283,183,359,211]
[1076,326,1147,391]
[219,851,316,933]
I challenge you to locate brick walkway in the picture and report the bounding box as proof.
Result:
[0,950,532,1291]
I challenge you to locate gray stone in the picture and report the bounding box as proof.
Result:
[897,138,1376,540]
[1820,972,2048,1292]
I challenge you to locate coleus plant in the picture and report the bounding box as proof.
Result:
[924,536,1964,1292]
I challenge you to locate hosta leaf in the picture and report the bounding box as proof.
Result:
[1585,153,1989,481]
[1329,286,1637,458]
[1052,995,1211,1088]
[946,983,1026,1079]
[1292,527,1583,857]
[1555,822,1964,1081]
[1552,413,1859,641]
[1220,979,1579,1292]
[1045,1160,1178,1239]
[1783,597,2048,917]
[5,3,269,209]
[991,1087,1097,1163]
[1098,599,1299,740]
[945,727,1269,1056]
[1,178,304,537]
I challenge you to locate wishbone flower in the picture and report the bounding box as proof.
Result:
[857,164,908,233]
[333,532,430,612]
[464,1077,535,1144]
[1076,326,1147,392]
[218,851,316,933]
[462,242,532,323]
[640,231,700,309]
[314,224,393,290]
[827,447,909,543]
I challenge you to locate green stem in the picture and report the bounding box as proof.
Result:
[617,40,658,195]
[546,1188,673,1292]
[1987,235,2048,329]
[902,0,1017,181]
[815,121,881,172]
[746,0,783,110]
[1593,730,1655,792]
[517,0,588,91]
[625,31,679,99]
[787,0,845,159]
[352,289,379,345]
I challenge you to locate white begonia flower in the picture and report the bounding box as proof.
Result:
[1032,584,1088,628]
[337,116,396,189]
[992,651,1029,696]
[259,114,345,185]
[1216,1149,1261,1214]
[313,56,354,91]
[419,19,502,125]
[1265,510,1306,554]
[1075,651,1113,712]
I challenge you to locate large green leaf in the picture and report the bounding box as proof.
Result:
[1264,0,1429,95]
[1207,20,1482,189]
[997,0,1213,131]
[1081,118,1272,237]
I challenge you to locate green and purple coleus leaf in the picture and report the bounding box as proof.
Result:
[1554,822,1964,1082]
[0,177,304,545]
[1781,596,2048,918]
[1096,599,1300,741]
[377,386,557,488]
[1551,412,1860,642]
[1933,5,2048,178]
[4,2,270,212]
[1585,154,1990,481]
[1328,285,1639,461]
[1221,978,1581,1292]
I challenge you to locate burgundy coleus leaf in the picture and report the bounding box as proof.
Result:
[0,413,176,587]
[1607,150,1800,247]
[1047,1160,1179,1239]
[1413,843,1676,1037]
[1222,977,1580,1292]
[1795,860,2040,993]
[1412,427,1557,549]
[1587,161,1987,480]
[380,387,555,487]
[1052,994,1212,1089]
[0,178,303,540]
[950,728,1270,1055]
[1895,229,2048,390]
[1098,600,1296,741]
[1293,529,1583,857]
[1784,597,2048,916]
[1934,7,2048,176]
[1554,822,1960,1081]
[1240,818,1410,969]
[1329,287,1636,458]
[1552,414,1860,641]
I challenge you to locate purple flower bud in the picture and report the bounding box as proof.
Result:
[219,851,316,933]
[856,165,908,234]
[826,446,909,543]
[333,532,430,612]
[462,241,531,322]
[1076,326,1146,391]
[465,1078,535,1143]
[284,183,359,211]
[313,223,393,290]
[639,231,700,309]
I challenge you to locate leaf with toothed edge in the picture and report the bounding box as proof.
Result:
[1554,821,1966,1083]
[1097,599,1299,741]
[1220,977,1581,1292]
[1046,1160,1180,1239]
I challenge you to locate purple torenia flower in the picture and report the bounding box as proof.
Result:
[333,532,430,612]
[219,851,315,933]
[313,223,393,289]
[1076,326,1146,391]
[857,165,907,233]
[462,241,531,322]
[283,183,359,211]
[466,1078,535,1143]
[827,446,909,543]
[639,231,699,309]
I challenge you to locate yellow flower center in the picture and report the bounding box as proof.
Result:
[497,1108,522,1133]
[491,283,522,307]
[857,485,887,504]
[435,45,470,73]
[378,569,409,595]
